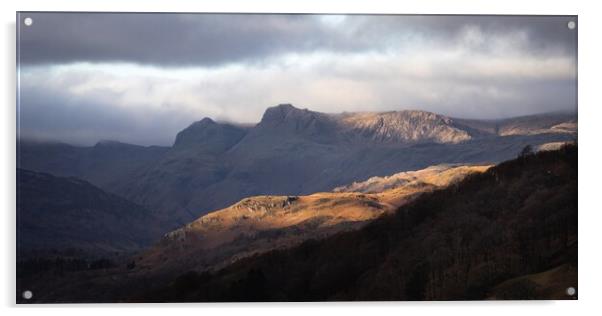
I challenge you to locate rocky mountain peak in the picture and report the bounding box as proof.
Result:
[252,104,340,142]
[260,104,308,124]
[275,103,296,111]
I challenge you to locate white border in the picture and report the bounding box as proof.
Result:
[2,0,601,315]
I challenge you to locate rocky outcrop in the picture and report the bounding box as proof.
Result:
[340,110,473,144]
[537,141,572,152]
[257,105,474,144]
[334,164,491,194]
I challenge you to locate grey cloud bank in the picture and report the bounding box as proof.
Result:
[19,13,576,67]
[17,13,577,146]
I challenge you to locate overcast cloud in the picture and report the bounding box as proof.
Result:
[17,13,577,146]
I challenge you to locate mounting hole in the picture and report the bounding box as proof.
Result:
[566,286,576,296]
[567,21,576,30]
[23,17,33,26]
[22,290,33,300]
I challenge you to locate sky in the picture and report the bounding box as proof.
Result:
[17,13,577,146]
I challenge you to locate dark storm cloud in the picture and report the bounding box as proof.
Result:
[18,13,356,67]
[18,13,576,67]
[370,15,576,52]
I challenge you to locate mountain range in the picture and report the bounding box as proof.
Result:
[18,104,577,234]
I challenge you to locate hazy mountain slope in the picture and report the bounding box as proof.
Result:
[116,119,250,227]
[496,112,577,136]
[172,118,248,152]
[17,169,165,259]
[140,145,576,302]
[18,140,169,195]
[190,132,573,222]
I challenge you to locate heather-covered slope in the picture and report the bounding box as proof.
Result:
[143,145,577,302]
[137,164,490,274]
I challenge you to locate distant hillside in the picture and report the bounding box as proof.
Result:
[17,140,169,196]
[140,145,577,302]
[17,169,165,259]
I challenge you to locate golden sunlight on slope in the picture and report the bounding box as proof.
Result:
[138,164,491,272]
[374,165,492,206]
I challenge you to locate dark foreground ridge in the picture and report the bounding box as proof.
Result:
[138,144,577,302]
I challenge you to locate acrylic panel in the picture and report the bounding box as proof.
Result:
[16,12,578,303]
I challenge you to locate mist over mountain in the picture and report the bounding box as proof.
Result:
[18,104,576,232]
